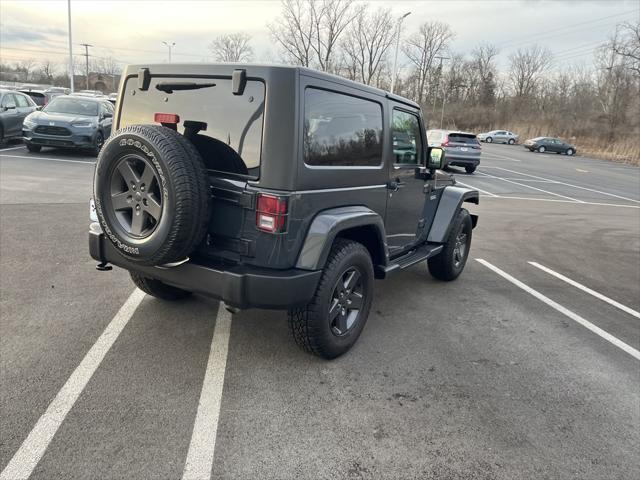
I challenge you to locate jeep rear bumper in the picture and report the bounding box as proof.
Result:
[89,224,322,310]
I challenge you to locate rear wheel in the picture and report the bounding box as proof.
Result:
[428,208,472,281]
[288,239,374,359]
[26,143,42,153]
[566,148,574,156]
[485,137,493,143]
[537,145,546,153]
[129,271,191,300]
[508,138,515,145]
[465,166,476,174]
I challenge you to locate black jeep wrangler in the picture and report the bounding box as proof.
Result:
[89,64,478,359]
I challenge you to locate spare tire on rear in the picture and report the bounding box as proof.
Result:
[94,124,211,266]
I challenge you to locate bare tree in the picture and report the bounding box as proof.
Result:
[471,43,499,105]
[610,22,640,76]
[402,21,454,104]
[341,7,395,86]
[39,59,58,82]
[16,58,36,82]
[209,33,253,62]
[508,45,552,99]
[269,0,356,71]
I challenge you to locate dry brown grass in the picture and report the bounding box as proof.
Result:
[493,123,640,166]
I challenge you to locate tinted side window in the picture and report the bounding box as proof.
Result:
[304,88,382,167]
[392,109,422,165]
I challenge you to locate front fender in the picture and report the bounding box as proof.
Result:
[296,206,386,270]
[427,186,479,243]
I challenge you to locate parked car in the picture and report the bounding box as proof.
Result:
[89,63,479,359]
[523,137,577,155]
[74,90,105,98]
[19,88,65,108]
[22,95,114,155]
[427,129,481,173]
[0,88,38,144]
[477,130,519,144]
[107,93,118,105]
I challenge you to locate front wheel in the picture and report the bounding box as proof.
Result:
[428,208,472,281]
[90,132,104,156]
[465,166,476,174]
[508,138,515,145]
[288,239,374,359]
[537,145,546,153]
[485,137,493,143]
[566,148,574,156]
[129,272,191,300]
[26,143,42,153]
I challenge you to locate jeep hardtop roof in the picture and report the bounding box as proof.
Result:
[119,63,419,110]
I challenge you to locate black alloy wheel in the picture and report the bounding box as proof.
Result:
[109,154,163,238]
[329,267,365,336]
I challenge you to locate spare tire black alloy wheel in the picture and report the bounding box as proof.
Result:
[329,267,364,336]
[109,154,162,238]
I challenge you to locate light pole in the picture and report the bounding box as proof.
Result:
[390,11,410,94]
[162,41,175,63]
[67,0,74,92]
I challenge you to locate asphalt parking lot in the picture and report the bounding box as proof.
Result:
[1,142,639,479]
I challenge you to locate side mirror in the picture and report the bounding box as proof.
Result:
[427,147,445,170]
[4,103,16,111]
[102,112,113,119]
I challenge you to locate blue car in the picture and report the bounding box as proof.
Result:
[22,95,114,156]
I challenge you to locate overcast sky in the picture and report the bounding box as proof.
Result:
[1,0,638,72]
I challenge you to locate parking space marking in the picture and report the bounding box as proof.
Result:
[476,259,640,361]
[529,262,640,319]
[455,180,498,197]
[483,166,640,204]
[0,145,27,152]
[477,171,584,203]
[0,289,146,480]
[480,196,640,208]
[182,304,232,480]
[481,151,521,162]
[0,153,95,165]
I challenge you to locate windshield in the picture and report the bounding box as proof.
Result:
[44,97,98,116]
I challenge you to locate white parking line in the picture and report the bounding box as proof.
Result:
[476,259,640,361]
[182,304,232,480]
[0,145,27,152]
[477,171,584,203]
[529,262,640,319]
[0,153,95,165]
[455,180,498,197]
[481,151,521,162]
[481,195,640,209]
[0,289,146,480]
[483,166,640,204]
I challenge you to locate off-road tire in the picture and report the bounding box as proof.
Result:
[485,137,493,143]
[26,143,41,153]
[428,208,472,281]
[465,166,476,174]
[129,271,191,300]
[288,239,374,359]
[94,124,211,266]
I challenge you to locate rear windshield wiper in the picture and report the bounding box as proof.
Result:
[155,82,216,93]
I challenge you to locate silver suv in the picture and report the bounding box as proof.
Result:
[427,129,481,174]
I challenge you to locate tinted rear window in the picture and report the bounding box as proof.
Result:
[24,92,45,106]
[119,76,265,178]
[448,133,478,144]
[304,88,382,167]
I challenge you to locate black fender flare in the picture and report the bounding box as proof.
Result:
[296,206,387,270]
[427,186,479,243]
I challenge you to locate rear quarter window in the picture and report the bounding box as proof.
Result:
[304,88,383,167]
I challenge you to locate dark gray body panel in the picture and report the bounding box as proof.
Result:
[427,186,479,243]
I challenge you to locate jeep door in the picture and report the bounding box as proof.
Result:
[385,105,426,254]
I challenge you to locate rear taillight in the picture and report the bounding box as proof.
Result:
[256,193,288,233]
[441,140,450,147]
[154,113,180,126]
